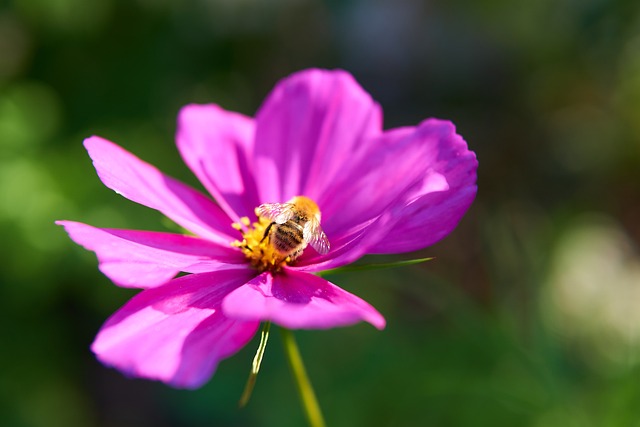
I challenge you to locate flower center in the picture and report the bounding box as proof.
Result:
[231,196,325,273]
[232,214,289,272]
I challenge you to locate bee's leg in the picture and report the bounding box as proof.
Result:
[261,222,274,243]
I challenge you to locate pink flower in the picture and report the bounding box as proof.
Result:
[57,69,477,389]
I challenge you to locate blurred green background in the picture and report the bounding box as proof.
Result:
[2,0,640,426]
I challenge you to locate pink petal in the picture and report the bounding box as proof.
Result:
[293,120,476,268]
[92,270,259,389]
[252,69,382,203]
[84,136,235,245]
[289,124,446,271]
[367,120,478,253]
[290,215,396,272]
[315,126,426,236]
[176,104,259,221]
[57,221,246,288]
[222,270,386,330]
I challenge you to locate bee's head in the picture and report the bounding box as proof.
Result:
[289,196,321,218]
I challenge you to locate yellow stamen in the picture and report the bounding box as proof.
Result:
[231,211,291,273]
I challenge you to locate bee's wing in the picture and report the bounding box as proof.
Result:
[303,218,330,255]
[257,203,295,224]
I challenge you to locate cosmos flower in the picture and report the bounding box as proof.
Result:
[57,69,478,389]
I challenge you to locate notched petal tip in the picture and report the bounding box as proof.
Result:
[83,134,106,147]
[253,67,382,204]
[345,113,478,255]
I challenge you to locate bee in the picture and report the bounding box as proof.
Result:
[257,196,330,261]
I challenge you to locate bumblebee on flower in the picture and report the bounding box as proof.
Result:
[234,196,330,272]
[57,68,478,389]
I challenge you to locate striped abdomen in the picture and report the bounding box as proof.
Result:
[268,220,307,260]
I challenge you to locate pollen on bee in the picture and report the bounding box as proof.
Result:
[231,214,291,273]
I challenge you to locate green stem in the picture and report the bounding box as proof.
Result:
[239,322,271,407]
[317,257,433,277]
[280,328,326,427]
